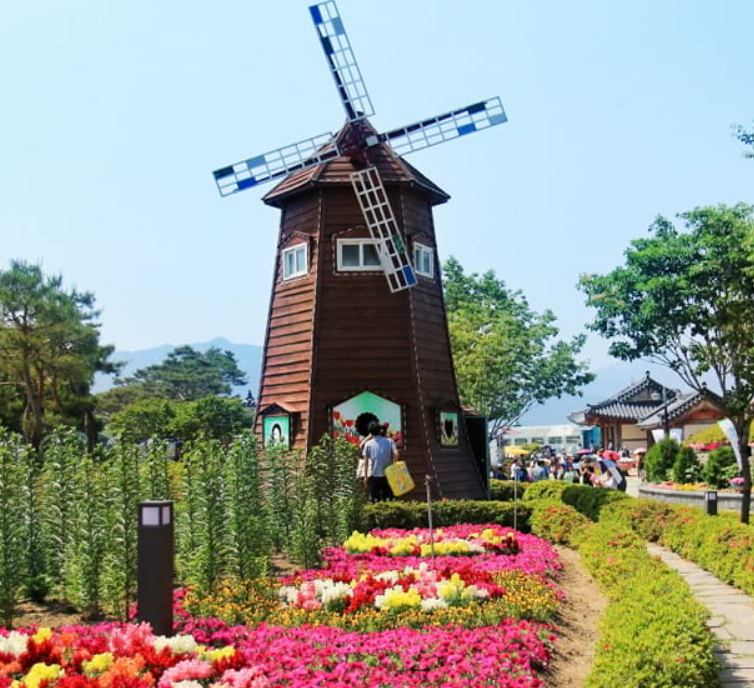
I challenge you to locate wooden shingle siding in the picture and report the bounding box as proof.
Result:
[255,128,485,498]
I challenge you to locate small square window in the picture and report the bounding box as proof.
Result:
[413,244,434,278]
[282,244,307,280]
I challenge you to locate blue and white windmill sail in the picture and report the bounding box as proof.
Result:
[212,0,508,293]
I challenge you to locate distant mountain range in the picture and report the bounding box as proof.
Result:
[93,337,263,398]
[94,338,685,424]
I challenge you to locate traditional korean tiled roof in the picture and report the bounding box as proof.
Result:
[580,372,676,422]
[636,388,724,429]
[263,119,450,207]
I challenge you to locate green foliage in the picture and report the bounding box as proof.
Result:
[0,260,119,448]
[702,445,738,488]
[289,436,365,568]
[659,508,754,595]
[443,256,593,433]
[0,430,30,626]
[579,203,754,522]
[489,479,529,501]
[101,442,142,619]
[600,498,675,542]
[528,499,591,545]
[579,522,719,688]
[643,438,678,483]
[108,398,176,444]
[226,433,269,581]
[117,345,247,401]
[560,484,628,521]
[62,451,110,617]
[520,480,570,503]
[525,495,719,688]
[734,120,754,159]
[671,445,703,484]
[364,500,531,531]
[177,441,232,593]
[169,396,252,442]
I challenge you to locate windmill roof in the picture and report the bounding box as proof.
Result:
[263,119,450,207]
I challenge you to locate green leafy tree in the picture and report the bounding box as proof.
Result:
[117,346,247,401]
[0,260,119,448]
[169,396,252,442]
[107,398,176,444]
[579,203,754,522]
[733,121,754,159]
[443,257,594,436]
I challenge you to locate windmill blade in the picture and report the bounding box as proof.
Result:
[378,97,507,157]
[213,132,340,196]
[309,1,374,122]
[351,167,418,293]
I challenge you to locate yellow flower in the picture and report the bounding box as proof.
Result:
[31,628,52,644]
[201,646,236,663]
[83,653,114,676]
[21,663,64,688]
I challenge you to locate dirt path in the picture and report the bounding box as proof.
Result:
[545,545,608,688]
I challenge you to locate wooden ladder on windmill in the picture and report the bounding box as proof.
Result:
[351,167,417,293]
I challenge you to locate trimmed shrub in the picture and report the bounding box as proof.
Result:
[659,507,754,595]
[520,480,570,502]
[600,498,675,542]
[364,500,531,531]
[643,438,679,482]
[528,501,719,688]
[702,446,738,489]
[489,479,529,501]
[671,445,703,484]
[560,484,629,521]
[580,520,719,688]
[528,500,590,546]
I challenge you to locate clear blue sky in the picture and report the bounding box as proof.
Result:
[2,0,753,369]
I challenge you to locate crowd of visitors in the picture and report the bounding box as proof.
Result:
[499,448,629,492]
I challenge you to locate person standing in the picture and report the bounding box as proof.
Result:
[361,421,398,502]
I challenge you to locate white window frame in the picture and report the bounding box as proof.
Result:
[282,243,308,280]
[413,243,434,278]
[336,238,383,271]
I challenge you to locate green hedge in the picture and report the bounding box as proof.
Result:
[527,499,590,546]
[364,499,531,531]
[528,500,720,688]
[657,508,754,596]
[489,479,529,501]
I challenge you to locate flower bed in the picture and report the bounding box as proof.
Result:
[4,525,564,688]
[0,621,554,688]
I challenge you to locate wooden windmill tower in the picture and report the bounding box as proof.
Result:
[212,1,507,499]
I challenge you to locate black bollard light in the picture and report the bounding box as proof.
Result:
[704,490,718,516]
[137,501,174,636]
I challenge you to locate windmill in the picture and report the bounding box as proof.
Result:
[212,1,507,499]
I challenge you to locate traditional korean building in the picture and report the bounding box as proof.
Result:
[569,372,724,451]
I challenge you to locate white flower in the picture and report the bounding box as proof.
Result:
[318,581,353,606]
[278,585,299,605]
[420,598,449,611]
[0,631,28,656]
[153,634,198,654]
